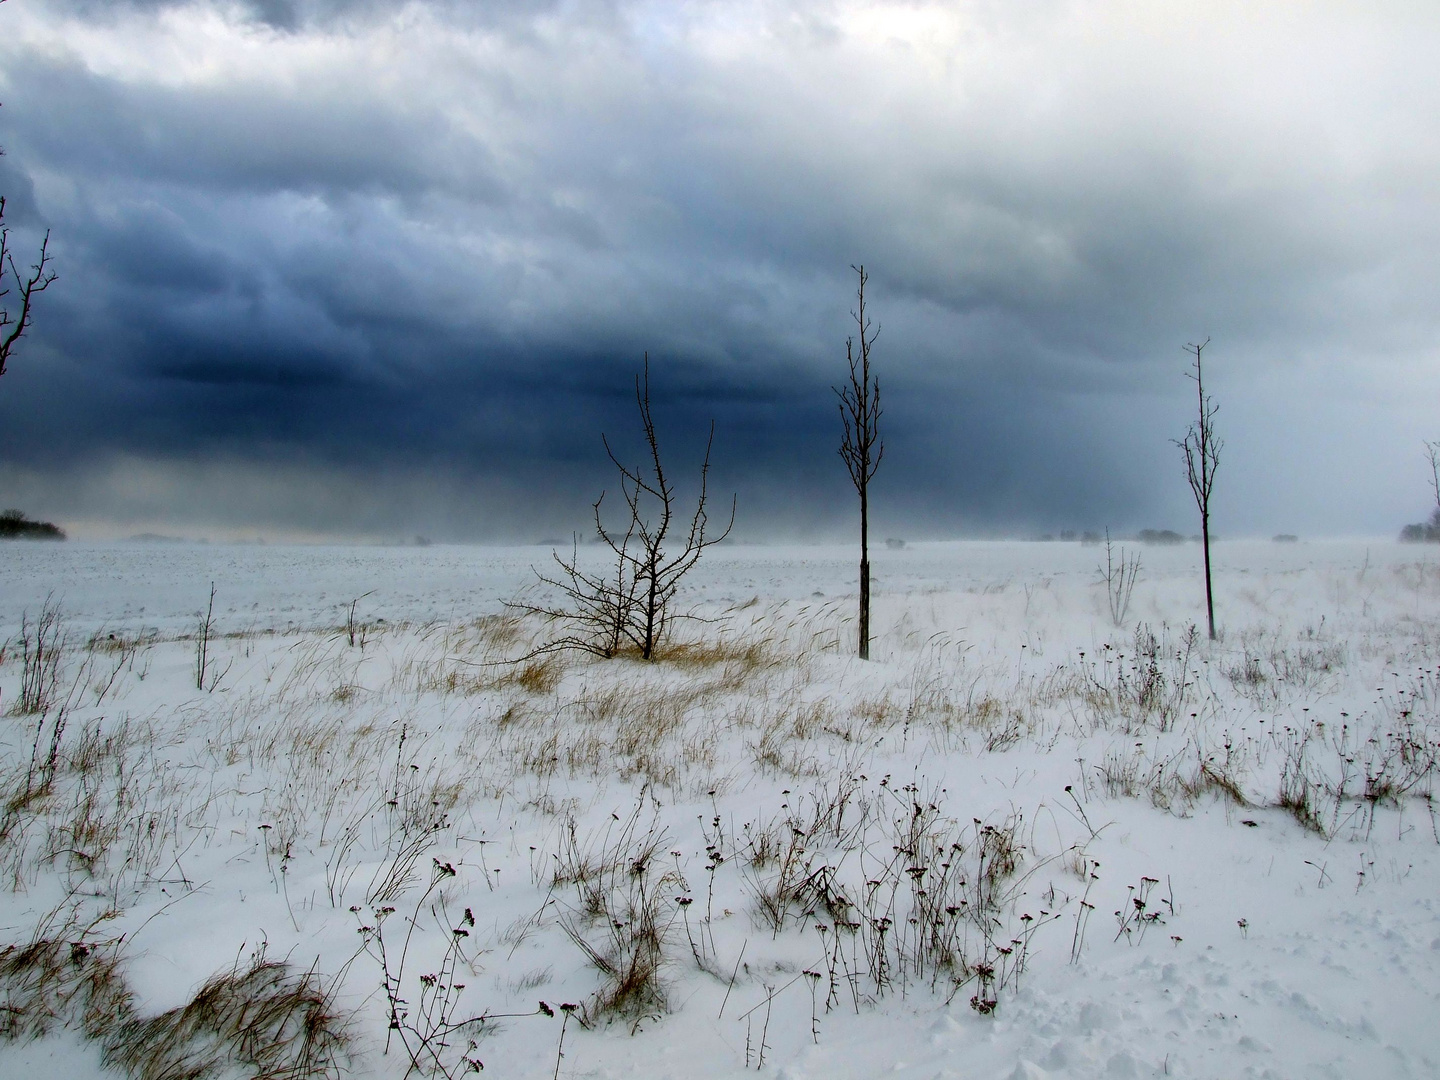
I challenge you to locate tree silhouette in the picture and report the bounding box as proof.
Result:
[1175,338,1221,641]
[836,265,883,660]
[524,357,734,660]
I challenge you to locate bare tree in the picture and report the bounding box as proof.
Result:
[524,357,734,660]
[0,4,57,385]
[1425,440,1440,518]
[1400,440,1440,542]
[1175,338,1221,641]
[836,265,883,660]
[0,197,54,381]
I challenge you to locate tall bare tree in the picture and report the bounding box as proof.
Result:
[836,265,883,660]
[524,357,734,660]
[1176,338,1221,641]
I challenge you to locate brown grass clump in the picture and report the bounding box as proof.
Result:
[514,656,563,695]
[329,683,360,704]
[421,652,566,698]
[0,936,133,1043]
[0,930,349,1080]
[658,634,777,676]
[106,956,350,1080]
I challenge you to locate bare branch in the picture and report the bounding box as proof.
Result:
[0,195,57,381]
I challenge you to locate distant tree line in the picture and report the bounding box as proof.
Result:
[0,509,64,540]
[1399,516,1440,544]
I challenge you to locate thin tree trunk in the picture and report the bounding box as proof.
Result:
[1201,514,1215,641]
[859,479,870,661]
[644,572,659,659]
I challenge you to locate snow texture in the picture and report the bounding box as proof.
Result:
[0,539,1437,1079]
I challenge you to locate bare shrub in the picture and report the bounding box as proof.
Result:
[1223,628,1346,706]
[1083,623,1197,734]
[1275,723,1329,835]
[521,358,734,661]
[554,799,681,1028]
[1089,739,1249,814]
[740,776,1052,1014]
[1099,530,1142,627]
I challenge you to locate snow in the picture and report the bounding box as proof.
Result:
[1,538,1437,1079]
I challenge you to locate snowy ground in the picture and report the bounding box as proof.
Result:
[1,538,1438,1080]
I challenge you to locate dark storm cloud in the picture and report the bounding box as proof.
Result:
[2,1,1438,539]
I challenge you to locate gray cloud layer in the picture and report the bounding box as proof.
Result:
[1,0,1437,539]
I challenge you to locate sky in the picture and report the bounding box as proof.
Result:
[0,0,1437,542]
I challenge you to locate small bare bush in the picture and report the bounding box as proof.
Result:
[1083,623,1197,733]
[14,599,65,716]
[1099,531,1142,627]
[554,799,681,1028]
[520,359,734,661]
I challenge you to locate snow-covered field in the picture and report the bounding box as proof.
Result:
[1,539,1438,1080]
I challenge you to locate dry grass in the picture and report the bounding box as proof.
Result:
[0,929,348,1080]
[106,955,349,1080]
[554,801,682,1028]
[0,935,132,1043]
[2,581,1438,1069]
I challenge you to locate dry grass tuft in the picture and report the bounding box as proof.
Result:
[656,633,778,677]
[0,936,133,1043]
[0,928,348,1080]
[513,655,564,695]
[106,955,350,1080]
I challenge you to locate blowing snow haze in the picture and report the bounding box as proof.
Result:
[0,0,1437,541]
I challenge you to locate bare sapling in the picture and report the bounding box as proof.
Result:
[193,582,230,691]
[346,591,375,648]
[1425,440,1440,540]
[1175,338,1221,640]
[1101,529,1142,627]
[836,265,883,660]
[525,356,734,660]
